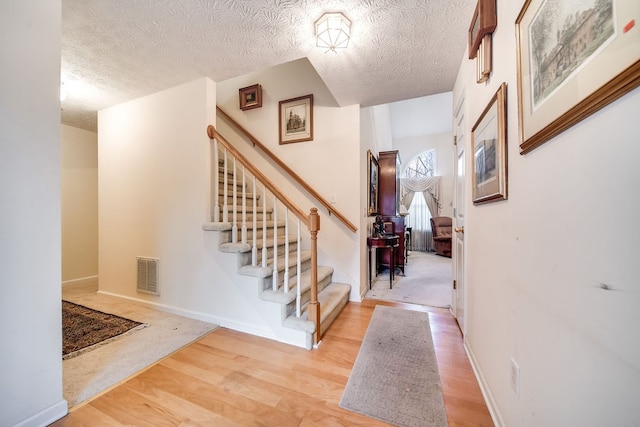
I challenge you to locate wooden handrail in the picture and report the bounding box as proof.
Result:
[208,124,322,347]
[217,106,358,233]
[208,125,310,225]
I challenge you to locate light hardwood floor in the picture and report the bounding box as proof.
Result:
[51,300,493,426]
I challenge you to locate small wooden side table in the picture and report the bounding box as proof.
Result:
[367,235,400,289]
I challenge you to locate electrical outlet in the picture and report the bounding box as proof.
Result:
[330,193,337,204]
[510,357,520,397]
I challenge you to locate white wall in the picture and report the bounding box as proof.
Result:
[454,1,640,425]
[0,1,68,425]
[98,77,308,347]
[98,78,213,308]
[216,58,363,300]
[389,92,453,138]
[387,92,455,217]
[61,125,98,283]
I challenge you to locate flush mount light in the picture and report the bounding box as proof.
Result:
[315,12,351,53]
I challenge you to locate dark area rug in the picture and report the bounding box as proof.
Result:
[62,300,146,359]
[339,305,448,426]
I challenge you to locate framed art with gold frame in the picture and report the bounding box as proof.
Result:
[367,150,379,216]
[279,94,313,144]
[516,0,640,154]
[472,83,508,205]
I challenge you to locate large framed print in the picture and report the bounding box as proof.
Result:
[279,94,313,144]
[516,0,640,154]
[472,83,508,205]
[367,150,379,216]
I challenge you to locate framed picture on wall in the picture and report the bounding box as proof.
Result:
[367,150,379,216]
[279,94,313,144]
[516,0,640,154]
[471,83,508,205]
[239,84,262,111]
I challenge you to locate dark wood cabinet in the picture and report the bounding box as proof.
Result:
[376,150,405,274]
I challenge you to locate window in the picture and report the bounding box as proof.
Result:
[403,150,435,178]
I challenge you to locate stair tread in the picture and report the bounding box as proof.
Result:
[259,266,333,304]
[283,282,351,333]
[238,250,312,276]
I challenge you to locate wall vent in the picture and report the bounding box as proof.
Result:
[136,257,159,295]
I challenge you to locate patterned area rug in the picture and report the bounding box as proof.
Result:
[62,300,147,359]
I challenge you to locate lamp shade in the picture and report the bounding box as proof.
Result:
[315,12,351,52]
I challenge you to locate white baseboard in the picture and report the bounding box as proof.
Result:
[95,290,306,348]
[464,336,505,427]
[61,275,98,287]
[13,399,68,427]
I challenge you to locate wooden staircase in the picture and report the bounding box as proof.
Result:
[203,127,350,349]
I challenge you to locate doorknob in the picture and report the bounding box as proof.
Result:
[454,227,464,233]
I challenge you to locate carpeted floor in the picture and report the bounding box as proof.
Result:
[339,305,448,426]
[366,250,452,308]
[62,282,218,408]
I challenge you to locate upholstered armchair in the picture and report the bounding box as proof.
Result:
[430,216,452,258]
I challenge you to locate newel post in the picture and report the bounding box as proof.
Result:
[308,208,321,346]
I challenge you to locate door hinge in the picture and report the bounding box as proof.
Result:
[453,135,458,146]
[453,280,457,290]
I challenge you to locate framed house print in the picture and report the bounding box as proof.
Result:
[367,150,379,216]
[471,83,508,204]
[279,94,313,144]
[516,0,640,154]
[239,84,262,111]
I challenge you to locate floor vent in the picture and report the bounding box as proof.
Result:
[136,257,159,295]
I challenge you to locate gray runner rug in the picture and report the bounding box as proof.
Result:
[339,305,448,426]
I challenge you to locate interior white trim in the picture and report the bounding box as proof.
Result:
[61,275,98,287]
[12,400,68,427]
[96,290,306,348]
[464,336,505,427]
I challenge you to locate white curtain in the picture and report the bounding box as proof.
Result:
[401,177,441,252]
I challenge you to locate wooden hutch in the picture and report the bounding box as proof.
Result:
[377,150,406,275]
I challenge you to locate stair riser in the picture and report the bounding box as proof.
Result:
[215,211,273,222]
[217,225,286,244]
[258,258,312,291]
[239,242,302,268]
[217,196,261,206]
[283,273,333,317]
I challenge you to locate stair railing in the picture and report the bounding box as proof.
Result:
[217,106,357,233]
[207,125,321,346]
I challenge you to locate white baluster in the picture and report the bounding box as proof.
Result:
[262,185,267,268]
[251,175,257,267]
[213,138,219,222]
[284,207,289,293]
[241,166,247,244]
[231,157,238,242]
[296,219,301,317]
[272,196,278,291]
[222,150,228,223]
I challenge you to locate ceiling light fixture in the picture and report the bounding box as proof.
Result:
[315,12,351,53]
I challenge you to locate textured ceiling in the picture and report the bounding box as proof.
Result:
[61,0,475,131]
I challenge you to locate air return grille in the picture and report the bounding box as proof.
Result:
[136,257,159,295]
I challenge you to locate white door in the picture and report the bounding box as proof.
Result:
[452,98,466,333]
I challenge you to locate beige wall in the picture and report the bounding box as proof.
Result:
[61,124,98,283]
[454,1,640,425]
[0,0,68,425]
[216,58,362,300]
